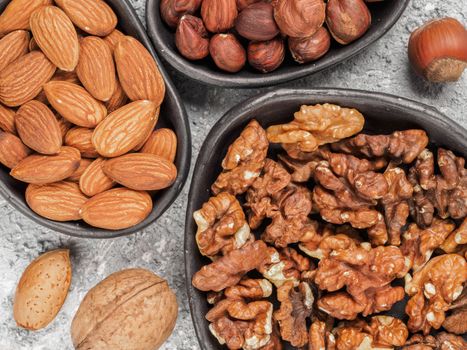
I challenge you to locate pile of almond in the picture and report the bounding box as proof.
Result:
[0,0,178,230]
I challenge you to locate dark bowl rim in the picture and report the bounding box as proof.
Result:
[0,0,192,239]
[146,0,411,88]
[184,88,467,349]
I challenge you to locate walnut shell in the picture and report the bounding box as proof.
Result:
[71,268,178,350]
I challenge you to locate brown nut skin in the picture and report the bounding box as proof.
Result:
[273,0,325,38]
[236,0,261,11]
[408,18,467,82]
[71,268,178,350]
[289,26,331,63]
[201,0,238,33]
[235,2,280,41]
[248,37,285,73]
[326,0,372,45]
[210,34,246,73]
[160,0,203,28]
[176,15,209,60]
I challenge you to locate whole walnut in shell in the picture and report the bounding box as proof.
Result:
[71,268,178,350]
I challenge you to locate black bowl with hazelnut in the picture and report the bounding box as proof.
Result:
[147,0,410,87]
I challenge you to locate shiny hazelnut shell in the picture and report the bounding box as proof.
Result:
[408,18,467,83]
[210,34,246,73]
[201,0,238,33]
[248,37,285,73]
[326,0,372,45]
[273,0,326,38]
[176,15,209,61]
[160,0,203,28]
[289,27,331,64]
[235,2,280,41]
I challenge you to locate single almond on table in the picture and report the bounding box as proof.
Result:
[68,158,92,182]
[79,157,114,197]
[0,131,31,168]
[0,30,30,73]
[105,80,128,113]
[76,36,116,102]
[104,153,177,191]
[11,146,81,184]
[103,29,124,51]
[54,0,117,36]
[0,51,56,107]
[0,103,17,134]
[79,188,153,230]
[92,100,159,158]
[16,100,63,155]
[30,6,79,72]
[14,249,71,330]
[114,36,166,106]
[65,127,99,158]
[0,0,53,36]
[141,128,178,163]
[44,81,107,128]
[26,181,88,221]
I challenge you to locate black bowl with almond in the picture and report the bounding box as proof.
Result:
[147,0,410,88]
[185,89,467,349]
[0,0,191,238]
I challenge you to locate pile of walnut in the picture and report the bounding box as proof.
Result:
[192,103,467,349]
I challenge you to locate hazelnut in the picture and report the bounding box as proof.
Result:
[408,18,467,82]
[210,34,246,73]
[201,0,238,33]
[289,27,331,64]
[236,0,261,11]
[248,37,285,73]
[326,0,372,45]
[235,2,280,41]
[160,0,203,28]
[273,0,325,38]
[176,15,210,60]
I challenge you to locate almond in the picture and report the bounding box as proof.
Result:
[26,181,88,221]
[133,115,158,151]
[68,158,92,182]
[0,0,52,36]
[0,103,16,134]
[56,115,73,138]
[105,80,128,113]
[13,249,71,330]
[0,51,56,107]
[0,30,30,73]
[44,81,107,127]
[65,127,98,158]
[114,36,165,106]
[76,36,116,102]
[79,157,114,197]
[0,131,31,168]
[79,188,153,230]
[11,146,81,184]
[16,100,63,154]
[103,29,124,51]
[30,6,79,71]
[36,70,80,104]
[92,100,159,158]
[141,128,178,163]
[103,153,177,191]
[29,36,39,51]
[55,0,117,36]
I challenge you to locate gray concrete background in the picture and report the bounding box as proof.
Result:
[0,0,466,349]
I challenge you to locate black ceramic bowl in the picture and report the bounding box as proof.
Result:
[0,0,191,239]
[185,89,467,349]
[146,0,410,88]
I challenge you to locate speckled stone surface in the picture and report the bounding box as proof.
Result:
[0,1,466,349]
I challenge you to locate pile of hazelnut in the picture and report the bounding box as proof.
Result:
[160,0,377,73]
[191,104,467,349]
